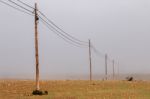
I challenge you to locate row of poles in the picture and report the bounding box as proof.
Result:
[0,0,119,93]
[34,3,117,91]
[89,40,116,81]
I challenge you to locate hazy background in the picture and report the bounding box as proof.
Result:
[0,0,150,80]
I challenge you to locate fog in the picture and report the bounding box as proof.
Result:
[0,0,150,79]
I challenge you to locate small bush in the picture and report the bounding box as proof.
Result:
[32,90,48,95]
[126,76,133,81]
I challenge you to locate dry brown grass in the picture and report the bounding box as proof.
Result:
[0,80,150,99]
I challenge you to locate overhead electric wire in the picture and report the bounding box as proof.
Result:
[39,16,87,48]
[38,11,88,45]
[1,0,118,74]
[10,0,88,46]
[91,43,105,58]
[41,21,86,48]
[38,15,88,48]
[1,0,88,47]
[91,43,113,61]
[7,0,33,13]
[0,0,33,16]
[17,0,34,9]
[39,15,88,47]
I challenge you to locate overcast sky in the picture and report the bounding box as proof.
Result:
[0,0,150,79]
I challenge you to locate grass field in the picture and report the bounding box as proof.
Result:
[0,80,150,99]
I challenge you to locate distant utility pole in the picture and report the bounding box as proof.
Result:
[112,60,115,80]
[117,63,119,80]
[34,3,40,91]
[105,54,108,80]
[89,39,92,81]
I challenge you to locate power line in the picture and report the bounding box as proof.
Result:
[38,15,88,47]
[5,0,88,46]
[91,44,105,58]
[0,0,88,47]
[91,43,113,62]
[40,18,87,48]
[11,0,88,45]
[0,0,33,16]
[17,0,34,9]
[0,0,120,81]
[39,15,87,48]
[38,11,88,44]
[7,0,33,13]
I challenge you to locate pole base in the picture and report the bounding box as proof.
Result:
[32,90,48,95]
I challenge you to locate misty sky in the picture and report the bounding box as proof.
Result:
[0,0,150,79]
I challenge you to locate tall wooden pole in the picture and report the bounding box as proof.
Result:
[105,54,108,80]
[89,39,92,81]
[112,60,115,80]
[117,63,119,80]
[34,3,40,90]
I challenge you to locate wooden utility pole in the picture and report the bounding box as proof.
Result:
[117,63,119,80]
[32,2,48,95]
[105,54,108,80]
[112,60,115,80]
[89,39,92,81]
[34,3,40,91]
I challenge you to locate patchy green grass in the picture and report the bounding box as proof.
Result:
[0,80,150,99]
